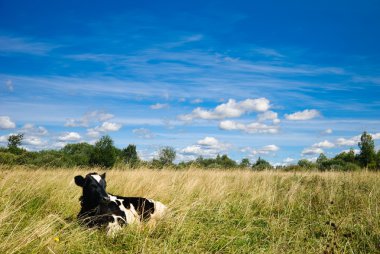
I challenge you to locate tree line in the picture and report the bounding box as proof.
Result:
[0,132,379,170]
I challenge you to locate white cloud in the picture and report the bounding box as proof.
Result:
[252,145,279,155]
[257,110,280,124]
[150,103,169,110]
[65,110,114,127]
[219,120,279,134]
[301,147,324,156]
[178,98,270,121]
[86,121,122,138]
[0,116,16,129]
[58,132,81,141]
[191,98,203,104]
[23,136,44,146]
[335,135,360,146]
[21,124,48,136]
[312,140,335,149]
[0,35,56,55]
[86,129,100,138]
[180,137,231,158]
[0,135,9,143]
[96,122,122,132]
[132,128,155,139]
[283,157,294,164]
[372,132,380,140]
[5,79,13,91]
[323,128,333,134]
[285,109,320,121]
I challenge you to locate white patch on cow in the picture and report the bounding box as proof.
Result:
[108,194,140,225]
[151,201,167,220]
[107,215,123,237]
[91,174,102,183]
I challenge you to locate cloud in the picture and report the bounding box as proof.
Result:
[180,137,231,158]
[65,110,114,127]
[283,157,295,164]
[23,136,45,146]
[178,98,270,121]
[150,103,169,110]
[5,79,13,91]
[132,128,155,139]
[58,132,81,141]
[191,98,203,104]
[257,110,280,124]
[302,147,324,156]
[219,120,279,134]
[323,128,333,134]
[0,35,56,55]
[285,109,321,121]
[0,134,10,143]
[21,124,48,136]
[251,145,279,155]
[96,122,122,132]
[86,129,100,138]
[372,133,380,140]
[335,135,360,146]
[312,140,335,149]
[86,121,122,137]
[0,116,16,129]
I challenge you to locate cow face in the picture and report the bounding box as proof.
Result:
[75,173,110,207]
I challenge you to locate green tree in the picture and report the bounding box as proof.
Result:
[7,133,24,154]
[90,135,117,168]
[240,158,251,168]
[252,157,272,171]
[158,146,176,166]
[358,132,376,168]
[217,154,237,168]
[61,142,94,166]
[122,144,139,167]
[376,150,380,170]
[334,149,356,163]
[298,159,315,169]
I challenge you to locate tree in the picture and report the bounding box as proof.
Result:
[316,153,328,164]
[298,159,315,169]
[90,135,117,168]
[240,158,251,168]
[252,157,272,171]
[334,149,356,163]
[217,154,237,168]
[7,133,24,153]
[122,144,139,167]
[358,131,376,168]
[376,150,380,170]
[61,142,94,166]
[158,146,176,166]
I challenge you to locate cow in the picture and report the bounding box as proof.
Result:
[74,172,167,236]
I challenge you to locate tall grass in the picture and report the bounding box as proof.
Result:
[0,166,379,253]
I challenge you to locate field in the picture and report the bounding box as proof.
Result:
[0,167,379,253]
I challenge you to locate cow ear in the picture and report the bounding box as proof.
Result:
[100,173,106,179]
[74,175,85,187]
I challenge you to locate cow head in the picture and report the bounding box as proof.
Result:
[75,172,110,209]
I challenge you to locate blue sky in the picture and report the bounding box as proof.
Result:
[1,0,380,164]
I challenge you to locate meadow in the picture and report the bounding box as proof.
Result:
[0,166,379,253]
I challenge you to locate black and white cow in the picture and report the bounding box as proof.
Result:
[74,172,167,235]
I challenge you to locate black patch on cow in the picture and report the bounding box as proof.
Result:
[117,196,155,221]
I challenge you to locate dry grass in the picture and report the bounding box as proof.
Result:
[0,166,379,253]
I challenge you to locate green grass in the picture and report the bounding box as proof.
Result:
[0,167,379,253]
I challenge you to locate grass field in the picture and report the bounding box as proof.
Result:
[0,167,379,253]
